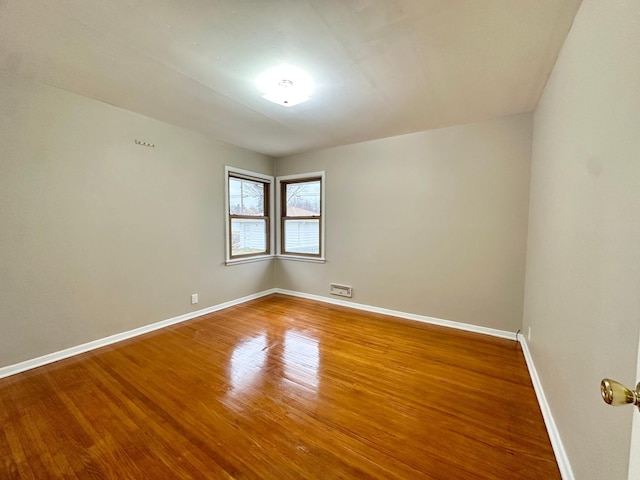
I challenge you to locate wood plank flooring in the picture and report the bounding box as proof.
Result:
[0,294,560,479]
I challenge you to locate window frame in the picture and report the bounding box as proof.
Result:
[276,171,325,262]
[225,166,274,265]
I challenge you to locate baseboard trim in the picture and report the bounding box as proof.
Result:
[0,287,573,480]
[518,335,574,480]
[0,289,277,380]
[274,289,517,340]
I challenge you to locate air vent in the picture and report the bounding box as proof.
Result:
[330,283,352,298]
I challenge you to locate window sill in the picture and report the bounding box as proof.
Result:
[276,255,326,264]
[225,255,274,266]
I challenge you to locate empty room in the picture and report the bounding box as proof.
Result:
[1,1,639,479]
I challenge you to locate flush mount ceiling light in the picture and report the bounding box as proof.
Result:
[255,65,314,107]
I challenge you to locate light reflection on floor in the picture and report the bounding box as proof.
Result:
[229,334,267,393]
[283,331,319,389]
[228,329,319,398]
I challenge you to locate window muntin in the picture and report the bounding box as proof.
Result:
[227,170,272,260]
[280,178,322,257]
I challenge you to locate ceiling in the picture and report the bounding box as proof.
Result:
[0,0,582,157]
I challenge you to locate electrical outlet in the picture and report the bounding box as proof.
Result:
[191,294,199,305]
[527,326,532,341]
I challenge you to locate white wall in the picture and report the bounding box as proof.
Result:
[524,1,640,478]
[276,114,532,332]
[0,76,275,368]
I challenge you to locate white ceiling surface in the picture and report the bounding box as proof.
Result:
[0,0,581,157]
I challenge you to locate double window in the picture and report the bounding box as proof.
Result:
[225,167,324,264]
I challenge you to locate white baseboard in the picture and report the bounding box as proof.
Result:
[0,287,573,480]
[518,335,574,480]
[0,289,277,380]
[0,288,515,380]
[274,288,517,340]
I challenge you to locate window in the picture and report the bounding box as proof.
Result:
[277,172,324,259]
[225,167,273,263]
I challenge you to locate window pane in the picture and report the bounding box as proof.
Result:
[286,180,320,216]
[231,218,267,256]
[284,219,319,254]
[229,178,265,216]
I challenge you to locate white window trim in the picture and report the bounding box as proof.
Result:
[225,166,275,266]
[276,171,326,263]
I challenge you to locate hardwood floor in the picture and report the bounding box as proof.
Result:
[0,294,560,479]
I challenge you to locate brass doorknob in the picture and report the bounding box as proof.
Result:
[600,378,640,410]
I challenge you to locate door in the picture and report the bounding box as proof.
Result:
[603,342,640,479]
[629,344,640,479]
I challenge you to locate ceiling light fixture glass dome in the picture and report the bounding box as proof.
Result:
[256,65,314,107]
